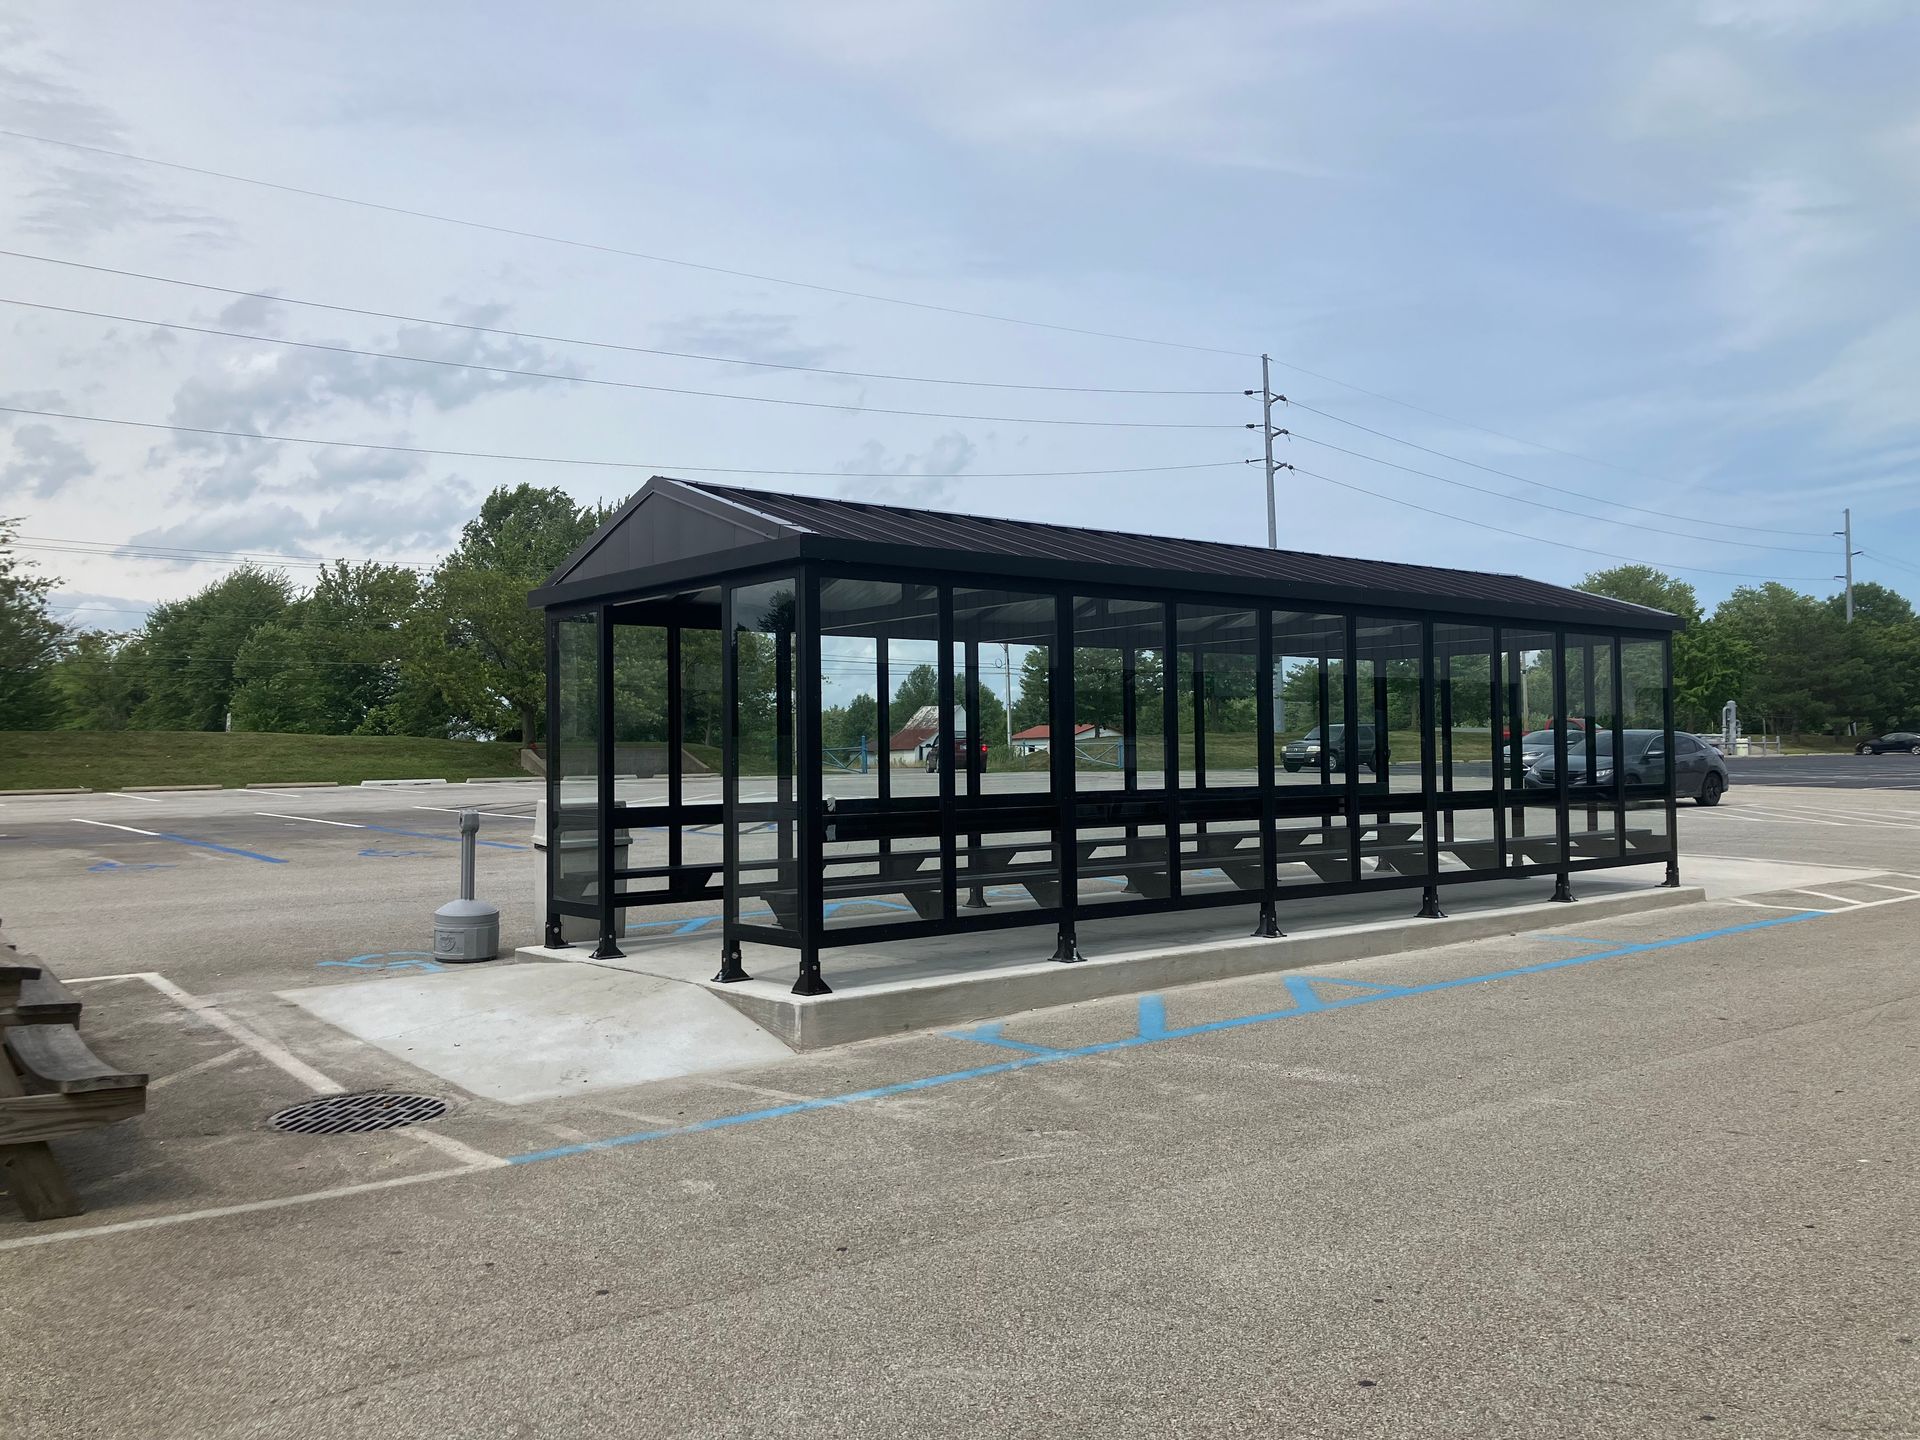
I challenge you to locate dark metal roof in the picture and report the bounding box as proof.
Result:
[535,477,1682,632]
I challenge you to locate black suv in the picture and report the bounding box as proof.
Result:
[1280,724,1381,774]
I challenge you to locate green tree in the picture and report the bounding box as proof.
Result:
[49,629,135,730]
[128,566,293,731]
[406,485,611,743]
[1575,565,1701,623]
[1823,581,1914,627]
[1712,582,1841,735]
[0,518,67,729]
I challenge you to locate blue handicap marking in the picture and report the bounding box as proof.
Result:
[317,951,446,975]
[358,846,435,858]
[88,859,178,873]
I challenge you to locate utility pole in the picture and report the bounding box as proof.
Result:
[1834,508,1861,622]
[1001,641,1013,748]
[1245,354,1291,549]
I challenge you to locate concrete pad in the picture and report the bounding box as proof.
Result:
[282,962,794,1103]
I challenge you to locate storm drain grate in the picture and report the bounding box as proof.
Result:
[269,1091,449,1136]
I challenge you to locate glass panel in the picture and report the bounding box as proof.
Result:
[1565,634,1618,857]
[611,623,669,808]
[1434,624,1495,795]
[1072,596,1165,792]
[1435,805,1500,871]
[730,580,797,936]
[955,588,1053,794]
[1356,617,1422,794]
[1273,813,1351,887]
[553,612,600,908]
[679,590,724,801]
[1502,629,1560,868]
[956,821,1054,921]
[1273,611,1347,790]
[1178,605,1258,789]
[1076,823,1169,906]
[818,577,941,931]
[1621,636,1671,840]
[817,578,895,804]
[1181,818,1261,890]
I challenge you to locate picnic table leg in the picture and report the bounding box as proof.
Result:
[1417,885,1446,919]
[0,1058,83,1220]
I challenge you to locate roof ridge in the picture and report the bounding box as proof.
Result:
[678,477,1537,587]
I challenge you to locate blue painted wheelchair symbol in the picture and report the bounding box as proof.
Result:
[358,846,434,858]
[88,860,177,873]
[317,951,446,975]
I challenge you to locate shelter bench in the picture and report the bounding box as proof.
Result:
[0,932,148,1222]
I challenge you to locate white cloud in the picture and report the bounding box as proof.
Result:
[0,416,94,498]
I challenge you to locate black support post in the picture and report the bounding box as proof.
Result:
[1253,608,1282,937]
[715,586,747,983]
[1344,616,1362,884]
[1551,630,1574,903]
[1417,621,1445,919]
[666,622,683,873]
[542,616,562,947]
[1050,591,1082,961]
[937,590,958,925]
[1163,604,1181,902]
[963,637,986,907]
[1662,634,1681,887]
[592,605,623,959]
[792,571,829,996]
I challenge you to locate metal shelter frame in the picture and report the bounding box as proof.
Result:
[534,480,1684,996]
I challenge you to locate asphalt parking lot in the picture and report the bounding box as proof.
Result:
[3,769,1918,1437]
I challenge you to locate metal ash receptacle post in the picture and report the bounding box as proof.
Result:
[434,809,502,963]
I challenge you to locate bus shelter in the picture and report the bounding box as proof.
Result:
[532,479,1684,996]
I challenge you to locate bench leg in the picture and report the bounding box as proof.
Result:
[962,885,989,909]
[1662,858,1681,888]
[1049,925,1084,964]
[1551,873,1575,903]
[1,1141,82,1221]
[1416,885,1446,920]
[1250,900,1283,939]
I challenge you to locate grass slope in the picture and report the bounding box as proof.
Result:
[0,731,528,792]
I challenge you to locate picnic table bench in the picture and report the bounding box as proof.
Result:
[1,927,148,1222]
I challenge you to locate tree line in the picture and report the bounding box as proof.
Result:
[1,497,1914,745]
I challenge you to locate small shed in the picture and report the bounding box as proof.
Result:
[532,478,1684,996]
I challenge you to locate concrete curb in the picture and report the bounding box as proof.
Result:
[686,885,1708,1051]
[242,781,338,789]
[132,784,221,792]
[0,787,90,796]
[459,776,541,785]
[359,778,448,788]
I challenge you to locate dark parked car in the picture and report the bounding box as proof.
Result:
[1858,731,1920,755]
[1524,728,1728,805]
[1281,723,1381,773]
[924,734,989,772]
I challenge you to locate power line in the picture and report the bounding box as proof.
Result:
[1,297,1242,430]
[1860,549,1920,579]
[1281,432,1831,555]
[0,249,1240,397]
[1285,398,1823,539]
[0,402,1251,478]
[1292,464,1833,583]
[0,127,1250,360]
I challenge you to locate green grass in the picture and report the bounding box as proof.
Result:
[0,731,530,792]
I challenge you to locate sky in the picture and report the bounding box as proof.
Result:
[1,0,1917,634]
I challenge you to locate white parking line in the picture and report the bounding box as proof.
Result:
[69,971,503,1171]
[69,818,161,837]
[254,812,364,828]
[247,790,310,800]
[410,805,529,820]
[104,792,164,804]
